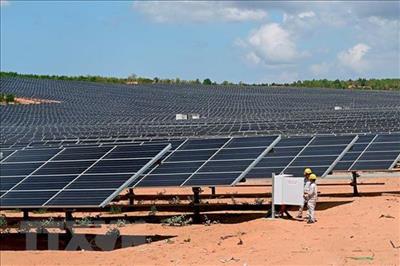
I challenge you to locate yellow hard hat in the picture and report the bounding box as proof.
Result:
[309,174,317,180]
[304,168,312,175]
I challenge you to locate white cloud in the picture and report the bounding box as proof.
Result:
[244,23,305,65]
[310,62,330,76]
[338,43,371,73]
[298,11,315,19]
[0,0,9,7]
[133,2,266,23]
[245,52,261,65]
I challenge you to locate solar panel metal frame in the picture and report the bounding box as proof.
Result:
[390,153,400,169]
[230,135,281,185]
[322,135,359,176]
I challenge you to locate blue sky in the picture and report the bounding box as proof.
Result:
[1,1,399,83]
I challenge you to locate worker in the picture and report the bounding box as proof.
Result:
[297,168,312,219]
[304,174,318,224]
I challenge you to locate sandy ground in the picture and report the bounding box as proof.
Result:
[1,177,399,266]
[3,98,61,105]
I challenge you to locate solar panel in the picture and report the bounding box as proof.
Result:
[0,144,171,208]
[246,137,312,178]
[348,134,400,171]
[132,136,281,187]
[246,135,358,178]
[0,150,18,162]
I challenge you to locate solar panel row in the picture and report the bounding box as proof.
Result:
[1,134,399,209]
[131,136,281,187]
[2,77,400,147]
[0,144,171,208]
[245,135,358,178]
[335,134,400,171]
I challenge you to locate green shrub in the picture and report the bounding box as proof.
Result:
[109,205,122,214]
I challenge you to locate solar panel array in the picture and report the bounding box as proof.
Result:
[0,144,171,208]
[131,136,280,187]
[335,133,400,171]
[245,135,358,178]
[1,134,399,209]
[2,77,400,147]
[1,77,399,209]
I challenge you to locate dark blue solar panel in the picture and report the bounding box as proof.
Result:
[212,147,266,160]
[340,133,400,171]
[4,149,60,163]
[267,147,304,157]
[246,168,280,178]
[180,138,228,150]
[135,136,279,187]
[53,147,112,161]
[275,137,312,147]
[150,161,203,174]
[87,159,158,174]
[34,160,95,175]
[184,173,241,186]
[0,143,170,208]
[46,190,116,206]
[0,162,43,176]
[351,161,394,170]
[0,150,16,161]
[248,135,355,178]
[196,160,253,172]
[167,150,216,162]
[310,135,355,146]
[224,136,278,148]
[251,157,293,168]
[0,191,58,207]
[374,134,400,142]
[13,175,77,191]
[66,174,133,189]
[0,177,25,190]
[133,174,191,187]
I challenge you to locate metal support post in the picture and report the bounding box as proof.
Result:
[351,171,360,196]
[65,210,74,240]
[128,188,134,206]
[23,210,29,220]
[192,187,201,224]
[210,187,216,195]
[271,173,275,219]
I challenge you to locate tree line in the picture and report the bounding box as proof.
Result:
[0,93,15,103]
[1,71,399,90]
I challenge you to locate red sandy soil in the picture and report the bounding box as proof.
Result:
[1,177,399,266]
[1,97,61,105]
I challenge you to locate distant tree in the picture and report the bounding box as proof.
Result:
[128,73,137,80]
[175,77,181,84]
[5,94,15,103]
[222,80,230,86]
[153,77,159,83]
[203,78,212,85]
[195,78,201,84]
[358,78,367,86]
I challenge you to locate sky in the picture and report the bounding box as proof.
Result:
[1,1,399,83]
